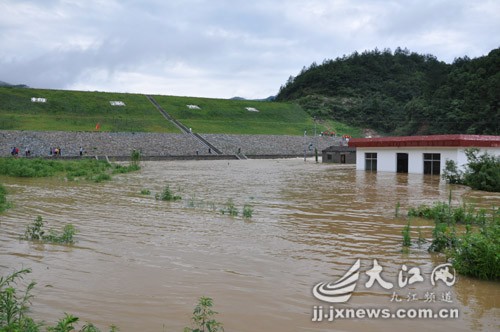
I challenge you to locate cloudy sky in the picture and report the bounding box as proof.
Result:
[0,0,498,99]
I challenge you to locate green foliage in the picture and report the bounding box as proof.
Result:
[130,150,141,167]
[0,184,10,213]
[452,218,500,280]
[408,200,499,280]
[276,47,500,135]
[47,313,79,332]
[23,216,76,245]
[442,149,500,192]
[0,268,39,332]
[402,221,411,247]
[220,199,238,217]
[442,159,464,184]
[242,204,253,219]
[155,186,182,201]
[394,201,400,218]
[408,201,486,226]
[463,148,500,192]
[0,268,120,332]
[184,297,224,332]
[0,157,140,183]
[140,189,151,195]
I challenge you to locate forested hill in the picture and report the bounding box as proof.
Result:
[275,47,499,135]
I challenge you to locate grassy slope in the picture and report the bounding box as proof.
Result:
[0,87,362,136]
[152,95,362,136]
[0,87,180,132]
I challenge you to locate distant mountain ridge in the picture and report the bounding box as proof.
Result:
[276,47,500,135]
[231,96,276,102]
[0,81,29,88]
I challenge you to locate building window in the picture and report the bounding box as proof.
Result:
[365,153,377,171]
[423,153,441,175]
[327,154,333,161]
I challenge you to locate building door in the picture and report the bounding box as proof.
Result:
[340,154,346,164]
[397,153,409,173]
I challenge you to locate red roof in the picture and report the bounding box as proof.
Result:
[348,135,500,148]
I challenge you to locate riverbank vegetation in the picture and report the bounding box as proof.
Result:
[442,148,500,192]
[405,197,499,281]
[0,184,9,212]
[0,268,117,332]
[155,185,182,201]
[1,268,223,332]
[0,154,140,183]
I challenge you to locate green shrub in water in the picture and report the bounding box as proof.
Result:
[452,218,500,280]
[184,296,224,332]
[24,216,76,244]
[155,185,182,201]
[220,199,238,217]
[407,199,499,280]
[442,148,500,192]
[242,204,253,219]
[0,184,10,213]
[0,268,119,331]
[402,221,411,247]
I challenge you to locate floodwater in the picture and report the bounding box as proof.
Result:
[0,159,498,332]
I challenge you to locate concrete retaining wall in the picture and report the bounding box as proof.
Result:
[1,130,342,158]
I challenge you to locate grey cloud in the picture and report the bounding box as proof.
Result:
[0,0,498,98]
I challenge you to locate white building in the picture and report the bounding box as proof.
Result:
[349,135,500,175]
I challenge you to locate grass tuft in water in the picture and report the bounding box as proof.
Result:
[220,199,238,217]
[402,221,411,247]
[242,204,253,219]
[0,184,11,213]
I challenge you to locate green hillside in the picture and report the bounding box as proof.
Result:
[0,87,362,136]
[0,88,180,132]
[276,47,500,135]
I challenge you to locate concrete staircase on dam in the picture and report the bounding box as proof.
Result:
[145,95,223,155]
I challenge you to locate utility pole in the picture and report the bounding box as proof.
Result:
[314,117,318,163]
[304,130,307,162]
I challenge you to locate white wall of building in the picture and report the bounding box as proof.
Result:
[355,147,500,174]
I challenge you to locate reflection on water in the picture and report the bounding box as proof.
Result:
[0,159,498,331]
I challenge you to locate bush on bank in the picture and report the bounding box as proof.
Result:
[0,153,141,182]
[442,148,500,192]
[0,269,223,332]
[407,200,499,281]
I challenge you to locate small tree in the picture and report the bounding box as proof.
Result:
[184,297,224,332]
[462,148,500,192]
[442,159,464,184]
[442,148,500,192]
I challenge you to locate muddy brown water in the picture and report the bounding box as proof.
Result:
[0,159,498,331]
